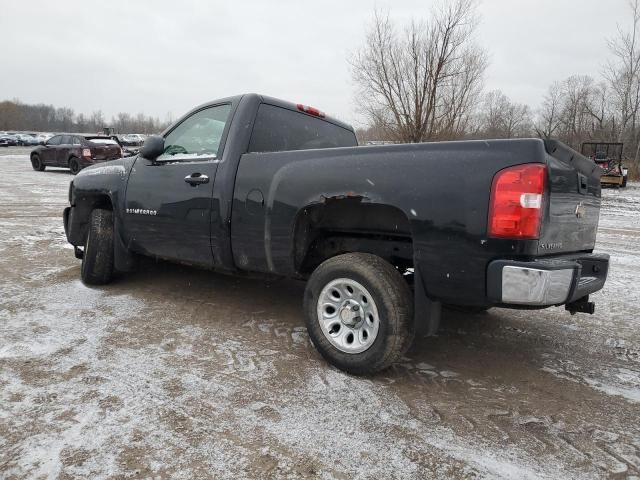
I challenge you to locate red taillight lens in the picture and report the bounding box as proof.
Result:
[296,103,325,117]
[488,164,546,239]
[82,148,91,158]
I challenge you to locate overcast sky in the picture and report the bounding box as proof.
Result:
[0,0,631,127]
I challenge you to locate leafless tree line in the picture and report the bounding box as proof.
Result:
[354,0,640,173]
[351,0,487,143]
[0,100,170,134]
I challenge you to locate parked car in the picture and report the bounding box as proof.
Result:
[16,134,40,146]
[115,134,145,147]
[0,137,9,147]
[36,133,54,145]
[0,133,18,146]
[63,93,609,375]
[128,133,146,145]
[30,134,122,174]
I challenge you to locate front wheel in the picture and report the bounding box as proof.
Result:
[31,154,45,171]
[81,209,114,285]
[304,253,414,375]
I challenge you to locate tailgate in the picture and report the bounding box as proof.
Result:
[92,144,122,161]
[538,140,602,255]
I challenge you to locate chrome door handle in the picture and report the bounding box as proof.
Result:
[184,173,209,186]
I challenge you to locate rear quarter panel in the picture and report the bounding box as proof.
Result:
[231,138,549,304]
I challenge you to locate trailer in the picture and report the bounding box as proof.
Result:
[581,142,628,188]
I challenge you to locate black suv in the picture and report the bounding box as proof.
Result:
[30,134,122,174]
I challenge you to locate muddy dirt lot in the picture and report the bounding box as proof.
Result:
[0,147,639,479]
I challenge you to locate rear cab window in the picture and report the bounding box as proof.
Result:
[248,104,357,153]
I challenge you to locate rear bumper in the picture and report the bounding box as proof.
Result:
[487,253,609,307]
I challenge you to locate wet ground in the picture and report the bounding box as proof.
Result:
[0,147,639,479]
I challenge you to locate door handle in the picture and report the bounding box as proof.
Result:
[184,173,209,186]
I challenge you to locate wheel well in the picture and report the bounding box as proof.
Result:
[67,194,114,245]
[90,195,113,211]
[294,198,413,275]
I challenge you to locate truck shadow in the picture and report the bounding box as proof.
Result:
[104,258,628,437]
[112,258,545,374]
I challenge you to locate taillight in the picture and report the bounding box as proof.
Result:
[296,103,325,117]
[488,163,546,239]
[82,148,91,158]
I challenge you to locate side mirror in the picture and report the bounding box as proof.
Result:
[140,135,165,161]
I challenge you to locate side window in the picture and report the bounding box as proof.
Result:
[248,104,357,153]
[61,135,72,145]
[158,104,232,161]
[72,137,82,145]
[46,136,62,146]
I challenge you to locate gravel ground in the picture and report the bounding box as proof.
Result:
[0,147,639,479]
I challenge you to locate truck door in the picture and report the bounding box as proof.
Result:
[123,104,232,267]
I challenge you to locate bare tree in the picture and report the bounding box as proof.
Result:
[479,90,531,138]
[350,0,488,143]
[558,75,595,147]
[604,0,640,166]
[89,110,105,131]
[536,82,563,138]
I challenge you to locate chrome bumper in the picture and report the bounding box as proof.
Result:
[487,253,609,307]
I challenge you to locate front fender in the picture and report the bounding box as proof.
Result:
[65,157,135,246]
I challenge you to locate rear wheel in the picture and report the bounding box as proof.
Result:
[31,154,45,171]
[304,253,414,375]
[81,209,114,285]
[69,157,81,175]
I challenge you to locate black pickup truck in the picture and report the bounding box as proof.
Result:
[63,93,609,374]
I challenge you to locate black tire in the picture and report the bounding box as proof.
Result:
[69,157,81,175]
[304,253,414,375]
[31,154,45,171]
[81,209,114,285]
